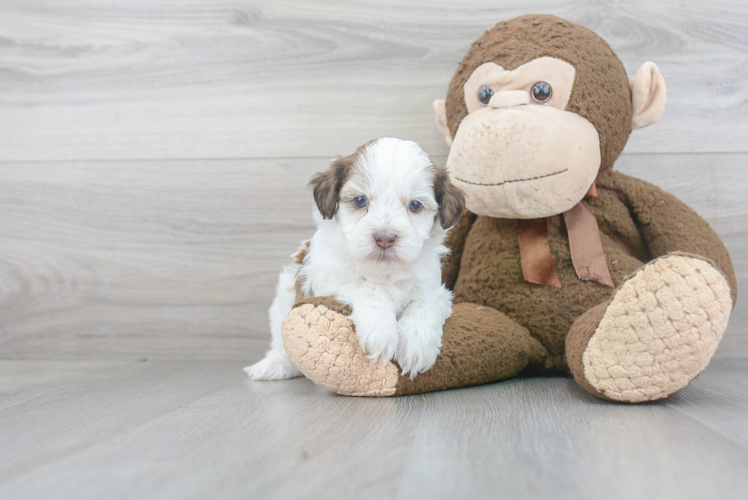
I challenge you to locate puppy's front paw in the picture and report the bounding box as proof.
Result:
[353,313,399,365]
[395,315,442,378]
[245,352,302,381]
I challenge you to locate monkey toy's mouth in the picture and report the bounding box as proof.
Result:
[445,104,601,219]
[453,168,569,187]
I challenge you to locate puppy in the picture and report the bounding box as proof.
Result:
[245,138,464,381]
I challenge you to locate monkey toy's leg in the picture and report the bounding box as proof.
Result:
[567,171,737,402]
[282,298,548,397]
[566,253,733,403]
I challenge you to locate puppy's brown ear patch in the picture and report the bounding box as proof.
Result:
[309,157,352,219]
[434,168,465,229]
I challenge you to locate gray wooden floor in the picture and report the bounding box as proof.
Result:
[1,358,747,500]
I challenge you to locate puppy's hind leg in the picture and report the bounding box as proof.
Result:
[245,265,303,381]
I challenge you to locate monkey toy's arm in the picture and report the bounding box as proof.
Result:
[441,210,477,290]
[598,170,737,302]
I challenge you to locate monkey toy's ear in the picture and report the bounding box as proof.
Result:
[630,62,667,130]
[432,99,453,147]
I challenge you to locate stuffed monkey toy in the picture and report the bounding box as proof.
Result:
[280,14,737,402]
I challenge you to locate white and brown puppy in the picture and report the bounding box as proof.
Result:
[246,138,464,381]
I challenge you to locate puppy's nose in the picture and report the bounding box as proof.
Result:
[374,232,397,249]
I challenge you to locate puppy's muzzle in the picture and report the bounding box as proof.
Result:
[374,232,397,250]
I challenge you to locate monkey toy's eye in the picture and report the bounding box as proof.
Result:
[477,86,494,106]
[531,81,552,103]
[408,200,423,213]
[353,196,368,209]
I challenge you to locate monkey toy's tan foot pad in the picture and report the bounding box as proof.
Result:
[282,298,400,397]
[568,254,733,403]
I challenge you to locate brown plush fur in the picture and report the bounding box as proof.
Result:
[565,302,611,400]
[446,182,645,371]
[442,171,736,374]
[599,171,737,303]
[433,15,736,394]
[394,303,547,395]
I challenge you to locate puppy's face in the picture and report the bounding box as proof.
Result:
[310,138,464,271]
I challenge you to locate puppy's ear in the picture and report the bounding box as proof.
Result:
[309,157,351,219]
[434,168,465,229]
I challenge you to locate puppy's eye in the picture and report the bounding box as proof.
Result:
[353,196,368,209]
[477,86,494,106]
[408,200,423,213]
[531,81,552,103]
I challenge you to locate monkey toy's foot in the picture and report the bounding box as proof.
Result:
[282,298,401,396]
[283,298,548,397]
[567,253,733,403]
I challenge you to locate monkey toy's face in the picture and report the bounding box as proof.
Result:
[447,57,599,219]
[433,15,667,221]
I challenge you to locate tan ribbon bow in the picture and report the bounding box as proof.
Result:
[517,183,613,288]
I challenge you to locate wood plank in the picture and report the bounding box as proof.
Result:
[0,360,746,499]
[1,0,747,161]
[0,360,244,483]
[0,153,745,360]
[0,158,322,360]
[665,359,748,449]
[396,373,748,500]
[714,334,748,360]
[0,360,137,410]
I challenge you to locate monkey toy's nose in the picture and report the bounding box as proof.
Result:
[488,90,530,109]
[374,232,397,249]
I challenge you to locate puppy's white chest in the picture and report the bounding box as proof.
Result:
[391,276,416,293]
[379,275,417,313]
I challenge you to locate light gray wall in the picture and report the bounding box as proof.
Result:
[1,0,746,359]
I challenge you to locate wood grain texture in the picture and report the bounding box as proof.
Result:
[0,360,240,481]
[0,159,321,359]
[0,359,747,499]
[1,0,747,161]
[1,153,746,360]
